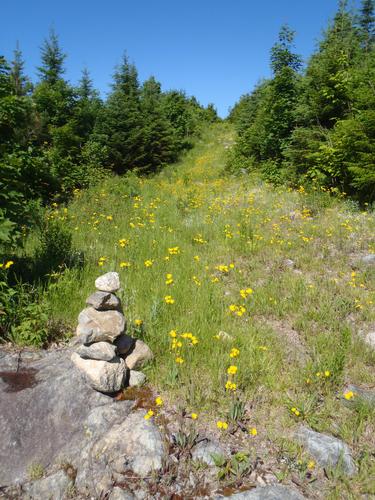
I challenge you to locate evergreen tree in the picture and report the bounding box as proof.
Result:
[10,43,31,96]
[37,28,66,85]
[94,55,146,173]
[359,0,375,49]
[140,76,177,170]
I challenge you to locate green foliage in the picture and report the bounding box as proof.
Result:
[38,217,73,272]
[212,452,252,482]
[229,2,375,203]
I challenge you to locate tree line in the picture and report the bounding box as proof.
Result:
[0,31,218,250]
[228,0,375,203]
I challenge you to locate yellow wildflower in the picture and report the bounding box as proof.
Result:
[344,391,355,400]
[134,319,143,327]
[120,261,131,268]
[155,396,163,406]
[144,259,154,267]
[164,295,175,304]
[144,410,154,420]
[175,356,184,364]
[4,261,14,269]
[216,421,228,430]
[230,348,240,358]
[191,413,198,420]
[249,427,257,436]
[227,365,238,375]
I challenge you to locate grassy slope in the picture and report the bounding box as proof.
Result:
[46,123,374,497]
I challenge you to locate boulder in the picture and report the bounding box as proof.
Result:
[0,349,132,486]
[71,352,126,393]
[76,341,117,361]
[294,426,356,475]
[23,470,73,500]
[109,486,135,500]
[76,307,125,343]
[128,370,147,387]
[114,334,135,355]
[92,410,165,476]
[215,484,305,499]
[86,291,121,311]
[95,272,121,292]
[125,340,154,370]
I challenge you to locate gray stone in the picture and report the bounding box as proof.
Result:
[341,384,375,408]
[192,440,226,466]
[76,341,117,361]
[360,254,375,265]
[125,340,154,370]
[283,259,295,269]
[0,349,132,486]
[216,484,305,499]
[365,331,375,349]
[76,307,125,343]
[128,370,147,387]
[95,272,121,292]
[86,291,121,311]
[109,486,135,500]
[92,410,165,476]
[24,470,73,500]
[115,334,135,355]
[294,426,356,475]
[71,352,126,393]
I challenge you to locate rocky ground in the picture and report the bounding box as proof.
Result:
[1,345,374,499]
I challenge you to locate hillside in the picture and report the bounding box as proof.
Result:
[16,122,374,497]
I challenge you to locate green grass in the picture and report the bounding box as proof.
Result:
[26,122,375,496]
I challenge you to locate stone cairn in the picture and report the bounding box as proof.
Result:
[71,272,154,393]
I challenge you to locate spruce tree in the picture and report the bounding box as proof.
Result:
[37,28,66,85]
[95,55,146,173]
[359,0,375,49]
[10,43,31,96]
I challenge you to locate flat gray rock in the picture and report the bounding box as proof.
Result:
[86,291,121,311]
[92,410,166,477]
[216,484,305,499]
[76,307,126,343]
[360,254,375,265]
[341,384,375,408]
[191,440,226,466]
[0,349,132,486]
[71,352,126,393]
[365,331,375,350]
[76,341,117,361]
[294,426,356,475]
[95,272,121,292]
[109,486,135,500]
[23,470,73,500]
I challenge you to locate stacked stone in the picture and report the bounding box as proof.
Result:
[71,272,153,393]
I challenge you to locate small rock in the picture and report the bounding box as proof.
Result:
[294,426,356,475]
[191,440,226,466]
[114,334,135,355]
[24,470,73,500]
[360,254,375,265]
[125,340,154,370]
[76,307,125,343]
[76,341,117,361]
[283,259,295,269]
[215,484,305,499]
[71,353,126,393]
[365,331,375,350]
[92,410,165,476]
[341,384,375,408]
[128,370,147,387]
[86,291,121,311]
[109,486,135,500]
[218,331,234,342]
[95,272,121,292]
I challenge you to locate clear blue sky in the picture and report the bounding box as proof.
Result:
[1,0,361,117]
